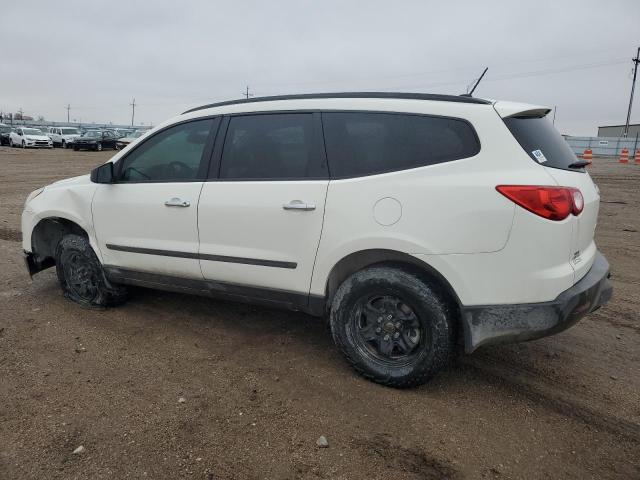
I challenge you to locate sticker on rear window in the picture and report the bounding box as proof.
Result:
[531,149,547,163]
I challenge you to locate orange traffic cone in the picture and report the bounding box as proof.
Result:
[582,148,593,161]
[635,149,640,165]
[619,148,629,164]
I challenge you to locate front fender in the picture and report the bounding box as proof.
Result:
[22,181,101,260]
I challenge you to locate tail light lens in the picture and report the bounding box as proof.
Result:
[496,185,583,221]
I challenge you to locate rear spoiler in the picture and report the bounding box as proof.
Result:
[493,101,551,119]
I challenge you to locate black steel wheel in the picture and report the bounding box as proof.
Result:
[55,234,128,308]
[330,266,454,388]
[96,142,103,151]
[350,294,424,365]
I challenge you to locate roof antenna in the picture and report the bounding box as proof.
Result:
[461,67,488,97]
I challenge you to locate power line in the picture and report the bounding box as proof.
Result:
[623,47,640,137]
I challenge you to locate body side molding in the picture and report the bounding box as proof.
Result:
[105,244,297,269]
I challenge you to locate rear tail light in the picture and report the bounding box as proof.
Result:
[496,185,583,221]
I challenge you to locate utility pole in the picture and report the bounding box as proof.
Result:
[552,106,557,125]
[623,47,640,137]
[243,86,253,99]
[129,97,136,126]
[66,104,71,123]
[17,108,24,120]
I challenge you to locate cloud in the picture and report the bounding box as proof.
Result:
[1,0,638,134]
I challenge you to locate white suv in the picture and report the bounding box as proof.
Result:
[48,127,81,148]
[21,93,612,387]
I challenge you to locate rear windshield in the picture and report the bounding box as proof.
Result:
[504,116,581,172]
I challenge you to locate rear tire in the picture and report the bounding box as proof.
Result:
[329,266,454,388]
[55,234,128,308]
[96,142,103,151]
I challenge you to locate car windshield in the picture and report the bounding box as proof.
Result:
[83,131,101,138]
[61,128,78,134]
[23,128,43,135]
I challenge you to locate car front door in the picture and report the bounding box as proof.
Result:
[101,131,112,148]
[92,117,219,279]
[198,112,329,297]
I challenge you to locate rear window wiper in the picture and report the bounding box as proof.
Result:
[568,160,590,169]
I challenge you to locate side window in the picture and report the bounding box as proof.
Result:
[118,118,215,182]
[219,113,324,180]
[322,112,480,178]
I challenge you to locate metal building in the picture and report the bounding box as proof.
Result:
[597,124,640,137]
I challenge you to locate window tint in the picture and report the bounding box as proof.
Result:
[322,112,479,178]
[119,119,214,182]
[219,114,323,179]
[504,116,580,171]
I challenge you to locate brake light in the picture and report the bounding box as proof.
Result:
[496,185,583,221]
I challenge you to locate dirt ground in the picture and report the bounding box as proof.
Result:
[0,146,638,479]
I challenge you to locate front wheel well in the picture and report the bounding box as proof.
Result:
[323,249,462,338]
[30,218,89,272]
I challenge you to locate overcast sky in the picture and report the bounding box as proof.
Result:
[1,0,639,135]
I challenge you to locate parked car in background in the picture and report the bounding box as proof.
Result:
[48,127,81,148]
[73,130,118,151]
[113,128,135,138]
[9,127,53,148]
[115,129,146,149]
[0,124,12,146]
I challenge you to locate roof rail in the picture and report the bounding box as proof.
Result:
[182,92,491,114]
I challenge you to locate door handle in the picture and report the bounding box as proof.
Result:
[164,197,190,207]
[283,200,316,211]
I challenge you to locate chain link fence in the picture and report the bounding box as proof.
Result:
[565,134,640,157]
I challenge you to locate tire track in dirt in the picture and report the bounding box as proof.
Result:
[0,227,21,242]
[460,359,640,443]
[353,433,461,480]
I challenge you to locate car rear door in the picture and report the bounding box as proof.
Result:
[198,112,329,296]
[92,117,219,279]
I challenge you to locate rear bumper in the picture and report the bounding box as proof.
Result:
[461,251,612,352]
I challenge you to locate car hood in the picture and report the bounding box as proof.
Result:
[49,174,92,188]
[25,135,50,141]
[77,136,98,141]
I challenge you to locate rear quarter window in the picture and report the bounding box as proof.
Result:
[322,112,480,178]
[503,116,580,171]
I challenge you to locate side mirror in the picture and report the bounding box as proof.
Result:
[90,162,114,184]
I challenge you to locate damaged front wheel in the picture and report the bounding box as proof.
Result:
[55,234,128,308]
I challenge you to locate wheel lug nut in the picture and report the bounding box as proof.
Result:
[394,332,400,338]
[395,322,401,328]
[377,317,383,323]
[375,327,381,333]
[383,334,390,341]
